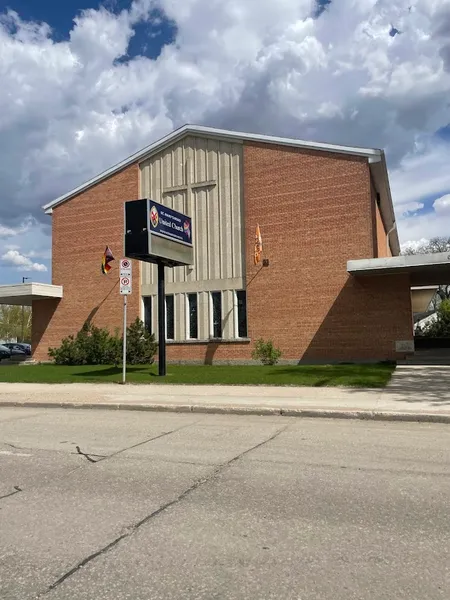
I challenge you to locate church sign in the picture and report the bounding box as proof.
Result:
[124,198,194,268]
[149,201,192,246]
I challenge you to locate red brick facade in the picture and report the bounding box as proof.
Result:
[33,138,413,363]
[33,164,140,361]
[243,142,412,362]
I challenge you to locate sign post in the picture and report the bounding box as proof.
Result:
[157,261,166,377]
[120,259,132,384]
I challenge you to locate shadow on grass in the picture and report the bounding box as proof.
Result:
[265,365,393,387]
[72,365,153,378]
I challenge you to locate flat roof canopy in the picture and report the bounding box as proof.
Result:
[348,252,450,286]
[0,283,63,306]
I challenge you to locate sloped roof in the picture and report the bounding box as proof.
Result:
[42,123,399,254]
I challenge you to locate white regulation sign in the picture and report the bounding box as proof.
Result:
[120,276,132,295]
[120,258,132,277]
[120,259,132,295]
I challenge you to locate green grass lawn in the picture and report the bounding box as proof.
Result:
[0,363,395,387]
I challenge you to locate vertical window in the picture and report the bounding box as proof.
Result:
[166,295,174,340]
[211,292,222,339]
[236,291,247,338]
[143,296,152,334]
[188,293,198,339]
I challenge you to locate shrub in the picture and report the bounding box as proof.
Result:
[48,319,156,366]
[48,335,79,365]
[252,338,282,365]
[125,317,157,365]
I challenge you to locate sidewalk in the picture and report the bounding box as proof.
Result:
[0,366,449,423]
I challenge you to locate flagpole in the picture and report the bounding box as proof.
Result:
[122,295,127,384]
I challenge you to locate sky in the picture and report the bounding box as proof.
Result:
[0,0,450,284]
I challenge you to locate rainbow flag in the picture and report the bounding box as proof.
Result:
[101,247,115,274]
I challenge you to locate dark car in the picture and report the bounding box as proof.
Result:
[0,344,11,361]
[2,343,27,356]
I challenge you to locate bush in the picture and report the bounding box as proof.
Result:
[252,338,282,365]
[126,318,157,365]
[48,319,156,366]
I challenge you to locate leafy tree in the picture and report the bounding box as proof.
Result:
[0,305,31,342]
[402,236,450,309]
[416,300,450,338]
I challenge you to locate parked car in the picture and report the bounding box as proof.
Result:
[2,344,27,356]
[5,343,31,356]
[0,344,11,361]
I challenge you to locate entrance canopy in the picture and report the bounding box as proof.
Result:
[348,252,450,286]
[0,283,63,306]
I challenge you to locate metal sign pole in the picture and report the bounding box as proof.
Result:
[157,261,166,376]
[122,294,127,384]
[119,258,132,384]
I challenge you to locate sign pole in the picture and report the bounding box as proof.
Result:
[119,258,132,385]
[122,294,127,384]
[157,261,166,377]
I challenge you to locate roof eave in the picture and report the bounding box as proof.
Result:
[42,124,383,214]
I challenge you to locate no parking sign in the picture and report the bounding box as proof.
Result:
[120,259,132,295]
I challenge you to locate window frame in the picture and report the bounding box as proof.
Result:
[235,290,248,339]
[186,292,199,340]
[165,294,175,341]
[142,296,152,335]
[210,291,223,339]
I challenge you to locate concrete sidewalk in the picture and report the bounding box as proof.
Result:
[0,365,449,423]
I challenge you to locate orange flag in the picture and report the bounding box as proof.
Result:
[254,224,262,265]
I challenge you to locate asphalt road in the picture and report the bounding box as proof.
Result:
[0,408,449,600]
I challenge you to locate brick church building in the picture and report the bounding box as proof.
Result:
[3,125,428,363]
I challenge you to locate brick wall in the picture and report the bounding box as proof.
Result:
[32,164,140,361]
[243,142,412,362]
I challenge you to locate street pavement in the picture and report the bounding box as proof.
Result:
[0,407,449,599]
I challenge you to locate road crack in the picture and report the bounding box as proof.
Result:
[0,485,22,501]
[40,425,287,596]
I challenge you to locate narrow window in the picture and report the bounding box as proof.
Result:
[211,292,222,339]
[166,295,175,340]
[143,296,152,334]
[236,291,247,338]
[188,293,198,339]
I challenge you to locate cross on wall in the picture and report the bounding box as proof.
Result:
[161,157,217,209]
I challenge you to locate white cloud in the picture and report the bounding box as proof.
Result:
[0,0,450,252]
[1,250,48,272]
[0,218,36,239]
[433,193,450,215]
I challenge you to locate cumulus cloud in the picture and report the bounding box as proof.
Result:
[0,0,450,254]
[1,250,48,272]
[433,194,450,215]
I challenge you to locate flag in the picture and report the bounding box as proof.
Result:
[101,247,115,274]
[254,224,263,265]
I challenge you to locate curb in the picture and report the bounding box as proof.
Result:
[1,401,450,423]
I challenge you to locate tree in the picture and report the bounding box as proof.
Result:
[416,300,450,338]
[0,305,31,342]
[402,236,450,256]
[402,236,450,309]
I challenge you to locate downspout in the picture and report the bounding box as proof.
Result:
[386,222,396,256]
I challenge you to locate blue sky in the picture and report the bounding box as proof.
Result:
[0,0,450,285]
[0,0,176,57]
